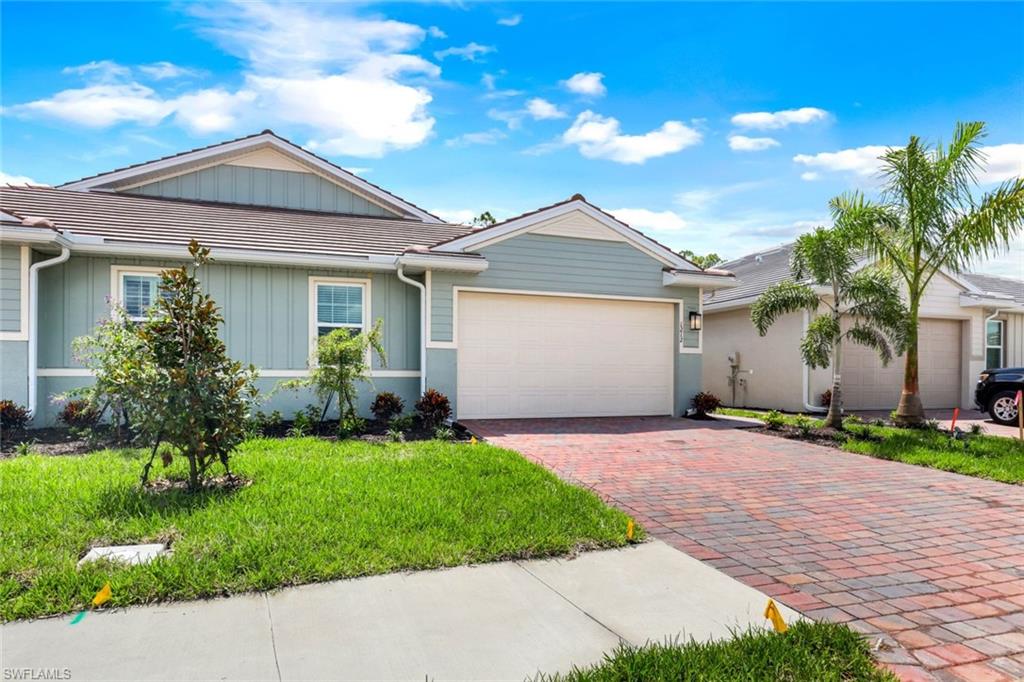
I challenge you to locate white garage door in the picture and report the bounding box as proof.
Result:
[456,292,674,419]
[843,318,962,410]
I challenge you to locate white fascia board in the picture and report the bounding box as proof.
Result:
[397,254,489,273]
[0,226,69,247]
[959,293,1024,309]
[59,134,442,224]
[431,200,696,270]
[663,270,738,288]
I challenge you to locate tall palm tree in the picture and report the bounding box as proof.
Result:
[751,224,907,429]
[844,122,1024,424]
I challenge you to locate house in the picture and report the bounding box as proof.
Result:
[701,242,1024,413]
[0,130,735,426]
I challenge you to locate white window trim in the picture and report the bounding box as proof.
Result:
[986,319,1004,368]
[0,246,30,341]
[110,265,167,321]
[308,276,372,361]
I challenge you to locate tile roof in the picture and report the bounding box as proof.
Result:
[0,185,470,258]
[704,243,796,306]
[962,272,1024,304]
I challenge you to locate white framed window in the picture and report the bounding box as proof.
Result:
[308,276,370,356]
[111,265,168,321]
[986,319,1004,369]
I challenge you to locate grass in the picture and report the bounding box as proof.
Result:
[718,407,1024,484]
[1,437,639,621]
[537,621,895,681]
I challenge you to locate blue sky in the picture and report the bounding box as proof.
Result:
[2,2,1023,272]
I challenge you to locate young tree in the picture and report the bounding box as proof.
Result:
[849,122,1024,424]
[680,250,724,269]
[751,225,907,429]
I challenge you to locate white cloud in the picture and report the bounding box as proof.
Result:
[793,145,891,177]
[445,129,506,147]
[728,135,780,152]
[488,107,524,130]
[675,181,766,211]
[434,42,494,61]
[138,61,202,80]
[0,171,43,186]
[979,144,1024,184]
[562,111,701,164]
[431,208,478,224]
[561,72,606,97]
[800,171,820,181]
[497,14,522,26]
[731,107,829,130]
[427,26,447,39]
[6,3,442,158]
[343,167,371,175]
[609,208,687,232]
[525,98,566,120]
[481,72,523,99]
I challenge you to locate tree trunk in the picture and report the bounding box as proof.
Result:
[825,337,844,429]
[186,452,199,492]
[895,298,925,425]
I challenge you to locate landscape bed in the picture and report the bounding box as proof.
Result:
[717,407,1024,484]
[0,437,639,621]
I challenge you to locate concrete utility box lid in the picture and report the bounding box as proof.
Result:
[78,543,170,568]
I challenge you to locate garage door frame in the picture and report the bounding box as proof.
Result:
[451,286,684,419]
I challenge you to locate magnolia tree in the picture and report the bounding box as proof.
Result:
[751,222,907,429]
[76,240,257,490]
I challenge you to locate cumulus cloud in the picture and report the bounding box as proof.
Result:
[444,129,506,147]
[525,98,566,120]
[497,14,522,26]
[792,145,892,177]
[427,26,446,39]
[728,135,780,152]
[562,111,701,164]
[481,72,523,99]
[609,208,687,232]
[434,42,494,61]
[979,144,1024,183]
[561,72,606,97]
[5,2,442,158]
[800,171,820,181]
[731,107,829,130]
[0,171,44,186]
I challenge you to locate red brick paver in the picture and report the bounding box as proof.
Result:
[463,417,1024,682]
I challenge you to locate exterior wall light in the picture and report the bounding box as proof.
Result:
[689,311,702,331]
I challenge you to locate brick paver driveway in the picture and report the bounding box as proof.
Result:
[463,417,1024,682]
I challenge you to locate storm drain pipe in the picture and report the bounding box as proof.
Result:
[396,265,427,396]
[28,246,71,418]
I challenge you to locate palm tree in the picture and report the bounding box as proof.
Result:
[846,122,1024,424]
[751,224,907,429]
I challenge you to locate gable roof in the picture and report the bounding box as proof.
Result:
[59,130,443,223]
[0,185,469,259]
[430,194,705,271]
[704,243,797,308]
[962,272,1024,305]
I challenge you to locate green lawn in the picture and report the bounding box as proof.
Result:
[718,407,1024,484]
[538,621,895,681]
[1,437,639,621]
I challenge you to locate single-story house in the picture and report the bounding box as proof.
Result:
[0,130,735,426]
[701,242,1024,413]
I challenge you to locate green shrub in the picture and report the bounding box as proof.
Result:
[339,416,367,438]
[764,410,785,430]
[793,414,814,436]
[390,414,414,432]
[416,389,452,429]
[371,391,405,421]
[434,425,455,441]
[969,423,983,436]
[386,426,405,443]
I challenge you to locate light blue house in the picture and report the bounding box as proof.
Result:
[0,131,735,426]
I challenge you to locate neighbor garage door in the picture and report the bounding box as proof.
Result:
[843,318,962,410]
[456,292,674,419]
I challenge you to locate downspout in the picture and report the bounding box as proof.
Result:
[28,246,71,418]
[984,309,1012,369]
[396,265,426,396]
[801,310,828,413]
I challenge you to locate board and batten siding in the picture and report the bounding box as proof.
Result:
[126,165,397,217]
[1,243,25,333]
[1001,312,1024,367]
[36,255,421,371]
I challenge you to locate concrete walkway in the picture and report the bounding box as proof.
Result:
[0,541,796,681]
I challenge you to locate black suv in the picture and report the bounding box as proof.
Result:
[975,367,1024,425]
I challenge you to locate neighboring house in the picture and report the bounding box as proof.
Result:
[0,130,735,426]
[702,242,1024,413]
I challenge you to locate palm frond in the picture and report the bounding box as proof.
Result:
[845,324,894,366]
[750,281,820,336]
[800,315,839,369]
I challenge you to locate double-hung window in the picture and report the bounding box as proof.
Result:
[986,319,1004,369]
[310,278,368,347]
[112,267,167,322]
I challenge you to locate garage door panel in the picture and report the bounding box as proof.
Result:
[843,318,961,410]
[457,292,674,419]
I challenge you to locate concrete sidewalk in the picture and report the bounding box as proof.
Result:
[1,541,797,681]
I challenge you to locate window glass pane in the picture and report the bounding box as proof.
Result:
[986,321,1003,347]
[316,285,363,325]
[123,275,160,318]
[987,347,1003,369]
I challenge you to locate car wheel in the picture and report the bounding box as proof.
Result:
[987,391,1019,426]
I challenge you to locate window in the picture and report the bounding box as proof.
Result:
[112,267,168,322]
[310,278,367,344]
[986,320,1004,369]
